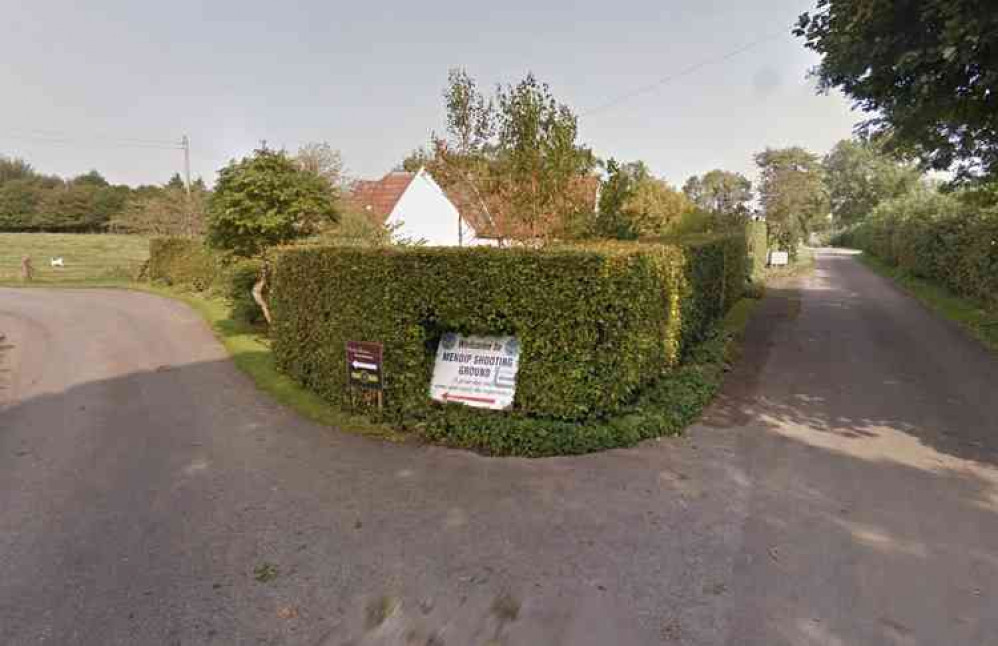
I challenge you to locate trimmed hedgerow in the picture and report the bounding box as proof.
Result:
[852,196,998,309]
[148,237,265,323]
[414,325,734,456]
[272,243,690,421]
[148,237,220,291]
[269,236,748,455]
[745,220,768,280]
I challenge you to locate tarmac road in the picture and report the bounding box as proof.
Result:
[1,249,996,645]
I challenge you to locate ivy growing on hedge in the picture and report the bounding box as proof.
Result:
[269,236,748,453]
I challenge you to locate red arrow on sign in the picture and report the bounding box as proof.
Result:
[442,392,496,405]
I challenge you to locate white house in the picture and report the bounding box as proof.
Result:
[348,168,496,247]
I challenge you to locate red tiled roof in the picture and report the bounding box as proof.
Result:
[345,172,416,224]
[346,169,601,240]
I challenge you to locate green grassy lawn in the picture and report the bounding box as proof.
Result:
[0,233,149,283]
[860,253,998,353]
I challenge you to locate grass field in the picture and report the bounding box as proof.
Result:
[0,233,149,283]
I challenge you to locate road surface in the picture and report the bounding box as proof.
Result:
[1,250,996,645]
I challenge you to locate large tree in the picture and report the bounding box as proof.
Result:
[0,156,35,184]
[683,169,752,215]
[207,146,337,256]
[796,0,998,182]
[407,69,597,242]
[296,141,346,192]
[113,185,208,236]
[755,147,829,252]
[823,139,920,226]
[597,159,691,238]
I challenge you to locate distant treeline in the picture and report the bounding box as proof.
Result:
[0,155,204,234]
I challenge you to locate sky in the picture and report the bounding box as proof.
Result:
[0,0,863,189]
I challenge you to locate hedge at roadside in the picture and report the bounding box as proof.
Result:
[269,236,748,453]
[147,237,264,322]
[849,201,998,309]
[148,237,220,290]
[745,220,768,280]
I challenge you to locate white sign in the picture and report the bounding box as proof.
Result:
[769,250,790,266]
[430,333,521,410]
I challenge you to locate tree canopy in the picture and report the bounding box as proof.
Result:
[596,159,691,239]
[0,155,133,232]
[296,142,346,192]
[207,146,338,256]
[823,139,920,226]
[796,0,998,182]
[755,147,829,251]
[683,170,752,215]
[405,69,597,241]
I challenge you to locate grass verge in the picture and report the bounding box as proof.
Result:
[859,253,998,353]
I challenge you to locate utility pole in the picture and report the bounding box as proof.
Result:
[181,134,193,236]
[181,134,191,196]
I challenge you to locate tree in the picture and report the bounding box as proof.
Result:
[683,170,752,215]
[207,146,338,256]
[755,147,829,252]
[72,170,109,188]
[166,173,186,190]
[409,69,597,242]
[823,139,920,226]
[0,156,34,185]
[112,186,208,236]
[295,142,346,191]
[0,179,42,230]
[596,159,691,238]
[796,0,998,182]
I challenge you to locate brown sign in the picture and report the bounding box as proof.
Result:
[346,341,383,390]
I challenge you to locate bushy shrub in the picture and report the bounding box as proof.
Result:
[147,237,219,291]
[854,190,998,308]
[226,259,265,324]
[207,147,338,257]
[148,237,267,323]
[269,236,748,453]
[745,220,768,280]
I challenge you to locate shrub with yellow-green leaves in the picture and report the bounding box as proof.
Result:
[269,235,748,455]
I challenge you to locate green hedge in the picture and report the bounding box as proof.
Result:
[745,220,768,280]
[853,198,998,309]
[148,237,221,291]
[148,237,265,322]
[270,236,747,453]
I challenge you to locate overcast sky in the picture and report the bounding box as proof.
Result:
[0,0,861,189]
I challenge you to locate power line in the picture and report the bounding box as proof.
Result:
[7,127,181,146]
[581,30,786,117]
[0,130,183,150]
